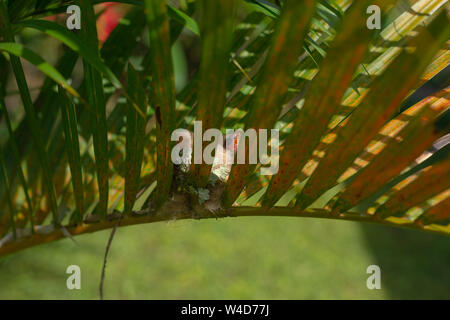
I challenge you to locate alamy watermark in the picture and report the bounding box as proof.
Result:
[171,121,279,176]
[366,5,381,30]
[366,265,381,290]
[66,265,81,290]
[66,5,81,30]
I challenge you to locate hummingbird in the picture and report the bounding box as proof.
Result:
[172,130,241,183]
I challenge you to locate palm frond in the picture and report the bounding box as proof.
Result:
[0,0,448,257]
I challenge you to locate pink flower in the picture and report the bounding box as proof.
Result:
[97,3,124,43]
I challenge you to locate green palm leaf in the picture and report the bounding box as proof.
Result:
[0,0,449,258]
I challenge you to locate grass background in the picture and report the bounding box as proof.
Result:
[1,4,449,300]
[1,218,449,299]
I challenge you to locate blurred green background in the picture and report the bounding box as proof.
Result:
[1,2,449,300]
[1,218,449,299]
